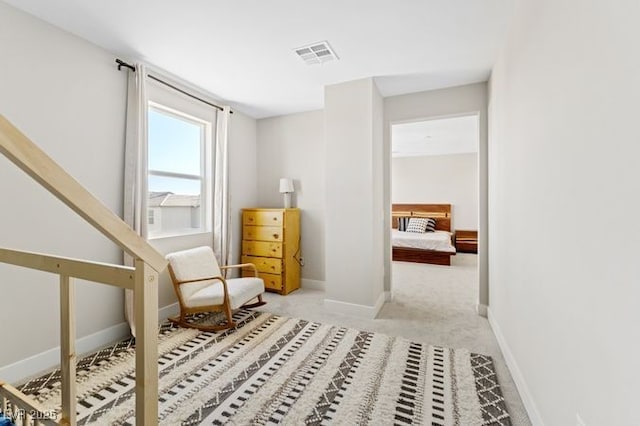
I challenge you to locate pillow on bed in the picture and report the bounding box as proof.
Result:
[406,217,436,233]
[397,216,411,231]
[425,218,436,232]
[406,218,426,233]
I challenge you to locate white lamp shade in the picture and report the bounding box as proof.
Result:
[279,178,294,193]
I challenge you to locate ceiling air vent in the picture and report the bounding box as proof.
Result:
[294,41,339,65]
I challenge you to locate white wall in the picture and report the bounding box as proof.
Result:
[488,0,640,425]
[0,2,128,370]
[392,153,478,230]
[372,80,385,302]
[0,2,257,378]
[383,83,488,311]
[256,110,325,284]
[324,78,385,315]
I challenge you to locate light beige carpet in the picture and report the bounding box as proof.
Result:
[258,254,531,425]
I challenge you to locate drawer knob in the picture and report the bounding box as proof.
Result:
[272,217,277,221]
[273,234,279,239]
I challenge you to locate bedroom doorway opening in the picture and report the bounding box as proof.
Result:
[389,113,480,319]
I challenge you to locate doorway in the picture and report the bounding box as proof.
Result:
[389,113,481,316]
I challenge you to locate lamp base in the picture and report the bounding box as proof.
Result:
[283,193,292,208]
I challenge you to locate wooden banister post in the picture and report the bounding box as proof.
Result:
[134,259,158,426]
[60,275,76,426]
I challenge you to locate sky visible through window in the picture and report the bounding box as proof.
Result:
[148,108,203,195]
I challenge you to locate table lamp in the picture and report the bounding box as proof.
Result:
[279,178,294,208]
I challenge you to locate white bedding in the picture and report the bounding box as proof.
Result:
[391,229,456,253]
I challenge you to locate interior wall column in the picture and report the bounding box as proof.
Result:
[324,78,385,317]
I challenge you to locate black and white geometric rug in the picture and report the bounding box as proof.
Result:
[18,310,511,425]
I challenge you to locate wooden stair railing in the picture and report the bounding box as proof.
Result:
[0,379,57,426]
[0,115,167,426]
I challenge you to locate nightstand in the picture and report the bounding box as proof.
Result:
[455,230,478,253]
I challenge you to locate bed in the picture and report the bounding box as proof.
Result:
[392,204,456,266]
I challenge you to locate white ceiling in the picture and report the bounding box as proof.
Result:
[392,115,479,158]
[4,0,512,118]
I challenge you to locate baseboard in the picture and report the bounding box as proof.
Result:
[159,302,180,321]
[373,291,386,317]
[0,322,130,385]
[476,303,488,317]
[324,291,386,319]
[488,308,544,426]
[301,279,325,291]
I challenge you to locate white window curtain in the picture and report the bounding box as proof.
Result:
[121,63,232,336]
[213,106,232,268]
[123,64,148,338]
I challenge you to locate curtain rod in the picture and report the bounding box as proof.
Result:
[115,59,232,114]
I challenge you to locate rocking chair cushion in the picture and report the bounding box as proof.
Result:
[166,246,222,281]
[166,246,223,301]
[184,277,264,310]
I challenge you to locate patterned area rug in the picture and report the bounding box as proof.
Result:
[18,310,511,425]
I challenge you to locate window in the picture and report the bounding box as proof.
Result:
[146,101,213,238]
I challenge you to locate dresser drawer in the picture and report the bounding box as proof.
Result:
[242,255,282,274]
[456,241,478,254]
[243,210,283,227]
[243,271,282,291]
[242,225,283,242]
[242,241,283,258]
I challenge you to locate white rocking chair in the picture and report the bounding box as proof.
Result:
[166,246,266,331]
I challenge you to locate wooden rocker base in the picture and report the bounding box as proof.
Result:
[241,300,267,309]
[168,316,236,332]
[169,295,267,332]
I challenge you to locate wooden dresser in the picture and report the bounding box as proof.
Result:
[241,208,301,295]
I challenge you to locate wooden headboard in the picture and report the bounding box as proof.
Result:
[392,204,451,232]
